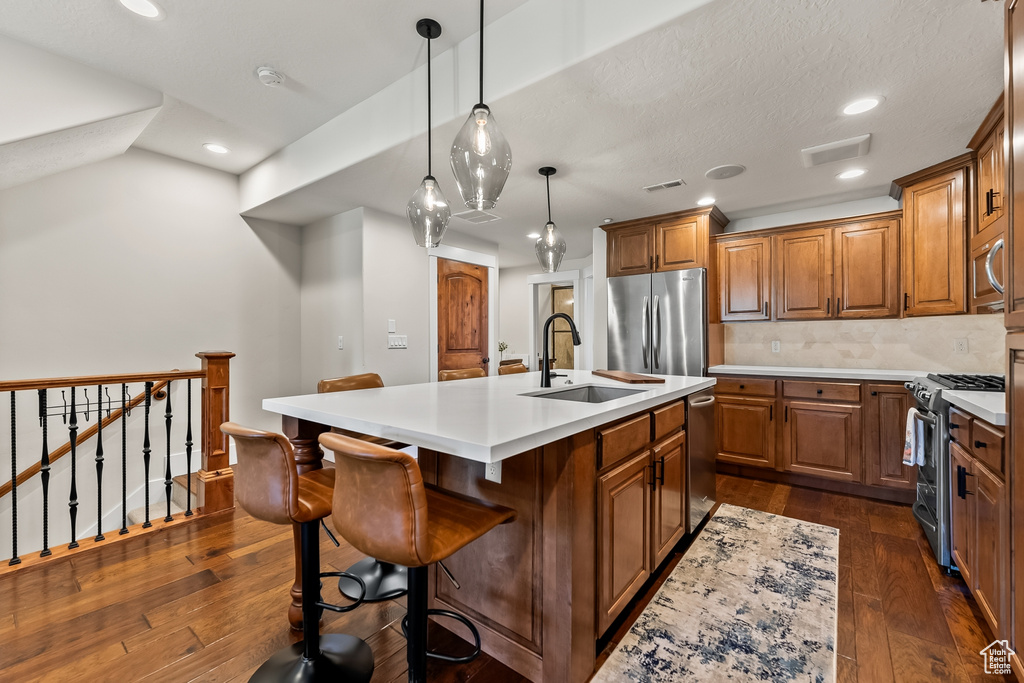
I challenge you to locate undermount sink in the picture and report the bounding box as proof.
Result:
[521,384,647,403]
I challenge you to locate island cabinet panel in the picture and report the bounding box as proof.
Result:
[863,384,917,490]
[782,401,861,482]
[598,413,652,469]
[973,461,1008,637]
[651,431,687,567]
[901,166,967,317]
[715,396,775,469]
[834,219,901,319]
[773,228,834,320]
[950,441,974,588]
[651,399,686,442]
[607,225,654,277]
[718,236,772,321]
[597,450,651,635]
[654,217,702,271]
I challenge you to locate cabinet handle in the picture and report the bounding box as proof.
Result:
[986,188,994,216]
[974,440,987,449]
[655,254,659,270]
[785,406,789,422]
[648,463,657,491]
[763,301,768,317]
[957,465,965,499]
[904,293,909,311]
[826,298,830,315]
[949,423,960,430]
[649,256,654,270]
[770,405,773,421]
[836,298,840,316]
[992,189,1001,211]
[656,457,666,485]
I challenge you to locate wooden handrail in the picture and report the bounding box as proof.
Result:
[0,369,205,393]
[0,381,170,499]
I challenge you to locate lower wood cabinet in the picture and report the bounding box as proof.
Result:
[950,442,975,587]
[863,384,917,490]
[652,431,687,567]
[715,396,775,468]
[782,401,861,482]
[974,462,1008,634]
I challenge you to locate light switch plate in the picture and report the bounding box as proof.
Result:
[388,319,397,333]
[337,336,344,350]
[388,334,408,349]
[485,461,502,484]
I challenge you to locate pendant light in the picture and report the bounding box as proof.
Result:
[449,0,512,210]
[408,19,451,248]
[535,167,566,273]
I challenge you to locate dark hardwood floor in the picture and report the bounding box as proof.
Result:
[0,474,1007,682]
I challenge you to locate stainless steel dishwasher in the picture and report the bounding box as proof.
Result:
[686,388,716,532]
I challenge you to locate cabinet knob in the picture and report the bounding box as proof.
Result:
[739,384,745,389]
[871,391,877,396]
[950,423,960,430]
[816,389,823,395]
[975,440,987,449]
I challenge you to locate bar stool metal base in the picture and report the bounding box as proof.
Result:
[248,634,374,683]
[338,557,408,602]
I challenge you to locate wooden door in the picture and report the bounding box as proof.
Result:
[773,228,834,320]
[437,258,489,373]
[655,218,702,272]
[607,225,654,277]
[973,461,1008,637]
[901,167,967,317]
[950,441,974,586]
[717,237,772,321]
[834,219,900,319]
[651,431,686,567]
[715,396,775,468]
[597,450,651,635]
[782,401,861,482]
[863,384,916,490]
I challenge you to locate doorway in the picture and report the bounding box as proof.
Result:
[428,244,498,381]
[549,285,575,370]
[437,257,489,374]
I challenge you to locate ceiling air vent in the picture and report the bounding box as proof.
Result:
[800,134,872,168]
[643,178,685,193]
[453,209,501,224]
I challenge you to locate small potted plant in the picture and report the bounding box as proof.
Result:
[498,340,508,360]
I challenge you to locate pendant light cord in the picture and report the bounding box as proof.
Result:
[427,34,432,176]
[479,0,485,104]
[546,174,552,223]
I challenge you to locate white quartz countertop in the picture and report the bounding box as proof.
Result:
[943,390,1007,426]
[709,364,927,382]
[263,370,715,463]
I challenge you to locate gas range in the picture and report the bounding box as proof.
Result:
[905,373,1005,411]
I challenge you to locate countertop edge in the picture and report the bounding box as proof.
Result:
[943,390,1008,427]
[709,364,926,382]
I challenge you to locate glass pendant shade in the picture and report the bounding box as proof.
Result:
[450,105,512,210]
[407,175,451,248]
[535,221,566,273]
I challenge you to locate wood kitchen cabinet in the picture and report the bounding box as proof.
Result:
[782,400,861,483]
[714,377,776,469]
[974,462,1008,636]
[606,224,655,277]
[950,441,975,588]
[773,228,834,320]
[655,217,703,272]
[969,97,1007,312]
[717,236,772,321]
[604,206,728,278]
[863,383,916,491]
[892,155,971,317]
[834,218,901,319]
[651,431,687,567]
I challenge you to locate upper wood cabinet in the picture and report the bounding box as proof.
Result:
[834,218,901,319]
[892,155,971,317]
[773,228,834,320]
[971,96,1006,242]
[717,236,771,321]
[604,206,728,278]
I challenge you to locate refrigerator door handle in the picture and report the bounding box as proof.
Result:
[652,295,660,370]
[641,296,650,368]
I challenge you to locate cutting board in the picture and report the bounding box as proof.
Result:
[592,370,666,384]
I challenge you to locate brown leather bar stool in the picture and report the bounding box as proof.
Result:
[497,362,528,375]
[318,373,409,603]
[222,423,373,683]
[437,367,486,381]
[319,432,515,683]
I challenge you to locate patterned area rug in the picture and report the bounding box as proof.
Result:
[593,504,838,682]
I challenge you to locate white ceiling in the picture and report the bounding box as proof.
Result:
[0,0,1007,267]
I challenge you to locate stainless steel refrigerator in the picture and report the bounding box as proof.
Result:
[606,268,708,376]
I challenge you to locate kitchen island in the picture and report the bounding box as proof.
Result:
[263,370,715,683]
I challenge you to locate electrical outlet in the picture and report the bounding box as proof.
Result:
[771,340,781,353]
[337,336,344,350]
[953,338,969,354]
[485,461,502,484]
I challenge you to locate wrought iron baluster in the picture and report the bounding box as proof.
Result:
[142,382,152,528]
[120,383,128,535]
[9,392,20,566]
[39,389,51,557]
[68,387,79,549]
[94,383,105,542]
[185,379,193,517]
[164,380,173,523]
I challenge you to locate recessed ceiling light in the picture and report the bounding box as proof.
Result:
[203,143,230,154]
[527,232,541,239]
[602,218,614,224]
[837,169,866,179]
[696,196,715,206]
[118,0,164,19]
[843,98,880,115]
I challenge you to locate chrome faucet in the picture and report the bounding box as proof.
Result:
[541,313,581,388]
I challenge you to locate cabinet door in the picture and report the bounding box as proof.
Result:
[1010,0,1024,327]
[717,237,772,321]
[597,450,651,635]
[652,431,686,567]
[715,395,775,468]
[901,167,967,317]
[655,218,703,272]
[773,228,834,320]
[973,462,1008,637]
[977,124,1006,237]
[782,401,861,482]
[950,442,974,586]
[863,384,917,490]
[607,225,654,278]
[834,219,900,318]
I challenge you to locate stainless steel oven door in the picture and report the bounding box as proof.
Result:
[910,404,952,568]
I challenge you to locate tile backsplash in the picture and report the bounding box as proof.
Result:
[724,314,1006,373]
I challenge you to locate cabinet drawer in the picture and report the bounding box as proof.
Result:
[948,407,972,445]
[651,400,686,441]
[714,377,776,397]
[783,380,861,402]
[972,420,1005,477]
[598,413,652,469]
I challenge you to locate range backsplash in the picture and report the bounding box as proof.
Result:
[724,314,1005,374]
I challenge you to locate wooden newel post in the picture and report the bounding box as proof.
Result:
[196,351,236,513]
